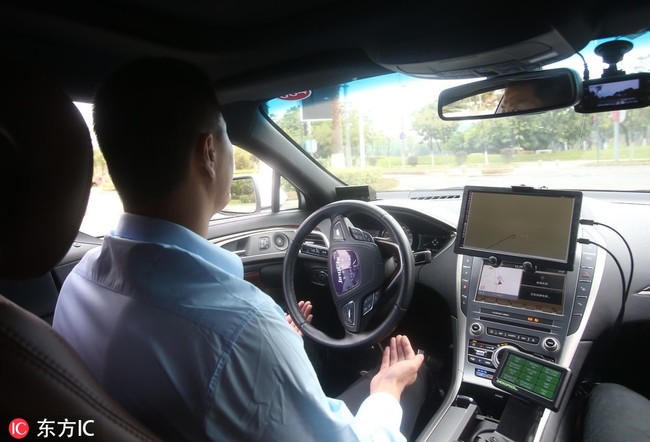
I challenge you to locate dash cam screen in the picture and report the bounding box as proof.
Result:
[588,78,640,108]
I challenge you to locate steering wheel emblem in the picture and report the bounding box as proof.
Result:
[331,249,361,295]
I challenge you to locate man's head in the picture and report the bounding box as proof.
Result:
[93,57,232,214]
[498,76,574,114]
[498,82,543,113]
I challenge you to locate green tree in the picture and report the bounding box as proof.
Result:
[234,147,257,171]
[412,103,458,164]
[277,106,304,144]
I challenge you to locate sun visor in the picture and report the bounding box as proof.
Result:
[371,29,578,79]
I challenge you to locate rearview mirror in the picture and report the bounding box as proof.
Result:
[438,68,582,120]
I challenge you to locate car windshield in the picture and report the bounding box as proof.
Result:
[266,33,650,192]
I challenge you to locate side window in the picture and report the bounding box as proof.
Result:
[280,176,299,210]
[77,103,301,236]
[222,147,300,215]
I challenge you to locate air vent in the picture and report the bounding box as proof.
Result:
[305,232,328,247]
[410,194,461,201]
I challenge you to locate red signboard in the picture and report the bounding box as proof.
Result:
[279,91,312,101]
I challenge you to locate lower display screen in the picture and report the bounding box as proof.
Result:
[475,263,565,315]
[492,349,570,411]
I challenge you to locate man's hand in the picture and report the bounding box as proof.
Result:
[286,300,313,336]
[369,335,424,401]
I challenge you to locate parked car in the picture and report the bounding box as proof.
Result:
[2,1,650,441]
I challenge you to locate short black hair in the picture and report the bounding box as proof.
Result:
[93,57,222,205]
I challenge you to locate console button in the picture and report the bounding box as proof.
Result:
[273,233,288,250]
[468,347,493,359]
[475,368,494,380]
[576,281,591,296]
[460,279,470,295]
[581,252,597,267]
[568,313,583,334]
[573,296,588,314]
[579,267,594,282]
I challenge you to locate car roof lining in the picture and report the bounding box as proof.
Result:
[3,0,649,103]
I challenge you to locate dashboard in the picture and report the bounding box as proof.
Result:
[348,207,454,256]
[372,189,650,442]
[213,187,650,441]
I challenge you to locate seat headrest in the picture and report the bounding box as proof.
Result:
[0,66,93,280]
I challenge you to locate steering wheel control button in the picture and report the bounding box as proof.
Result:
[362,231,374,242]
[362,295,374,315]
[342,301,356,326]
[349,227,364,241]
[332,222,345,241]
[330,250,361,295]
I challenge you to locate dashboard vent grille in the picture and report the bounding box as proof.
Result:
[410,194,460,201]
[305,232,328,247]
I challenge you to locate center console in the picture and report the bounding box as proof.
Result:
[461,249,595,387]
[417,186,605,442]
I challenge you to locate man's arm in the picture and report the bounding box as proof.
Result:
[286,300,313,336]
[370,335,424,401]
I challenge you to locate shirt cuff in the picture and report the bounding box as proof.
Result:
[352,392,405,441]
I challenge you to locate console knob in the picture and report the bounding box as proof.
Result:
[492,345,519,368]
[543,337,560,352]
[469,322,483,336]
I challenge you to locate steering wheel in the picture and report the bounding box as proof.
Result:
[283,200,416,349]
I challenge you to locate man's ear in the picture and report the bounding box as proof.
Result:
[199,133,216,179]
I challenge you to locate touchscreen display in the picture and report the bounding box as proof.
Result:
[476,263,565,314]
[492,349,570,411]
[455,186,582,270]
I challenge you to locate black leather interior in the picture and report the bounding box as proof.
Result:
[0,65,160,441]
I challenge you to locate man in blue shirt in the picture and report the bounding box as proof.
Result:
[53,57,424,441]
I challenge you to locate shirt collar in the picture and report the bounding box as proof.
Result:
[112,213,243,278]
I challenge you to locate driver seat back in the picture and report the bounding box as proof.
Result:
[0,65,160,441]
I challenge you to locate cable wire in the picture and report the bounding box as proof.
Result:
[580,219,634,306]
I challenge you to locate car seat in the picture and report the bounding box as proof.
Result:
[582,382,650,441]
[0,64,160,441]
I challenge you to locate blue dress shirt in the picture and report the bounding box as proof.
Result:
[53,213,404,441]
